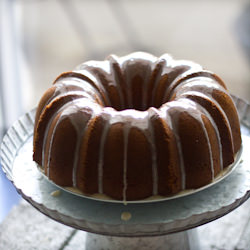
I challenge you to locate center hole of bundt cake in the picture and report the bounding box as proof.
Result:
[110,81,165,111]
[113,98,164,111]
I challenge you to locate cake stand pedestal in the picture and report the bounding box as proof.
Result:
[1,95,250,250]
[84,229,200,250]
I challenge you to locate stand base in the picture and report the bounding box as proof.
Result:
[85,229,200,250]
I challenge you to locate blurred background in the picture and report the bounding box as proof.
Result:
[1,0,250,221]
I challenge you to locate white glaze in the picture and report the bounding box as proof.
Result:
[162,104,186,190]
[147,109,159,195]
[123,123,130,202]
[178,98,214,179]
[148,126,158,195]
[42,101,73,169]
[75,69,112,107]
[97,121,110,194]
[108,54,126,109]
[44,99,98,178]
[56,78,104,103]
[179,90,224,170]
[149,58,167,108]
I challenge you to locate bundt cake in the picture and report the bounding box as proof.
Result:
[33,52,242,201]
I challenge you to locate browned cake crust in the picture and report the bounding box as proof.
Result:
[33,52,242,201]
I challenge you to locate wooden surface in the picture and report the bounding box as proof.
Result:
[1,198,250,250]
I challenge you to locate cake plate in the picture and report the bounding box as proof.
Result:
[1,95,250,250]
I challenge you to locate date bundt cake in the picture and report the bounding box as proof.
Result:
[33,52,242,201]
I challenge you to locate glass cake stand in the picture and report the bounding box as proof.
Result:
[1,96,250,250]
